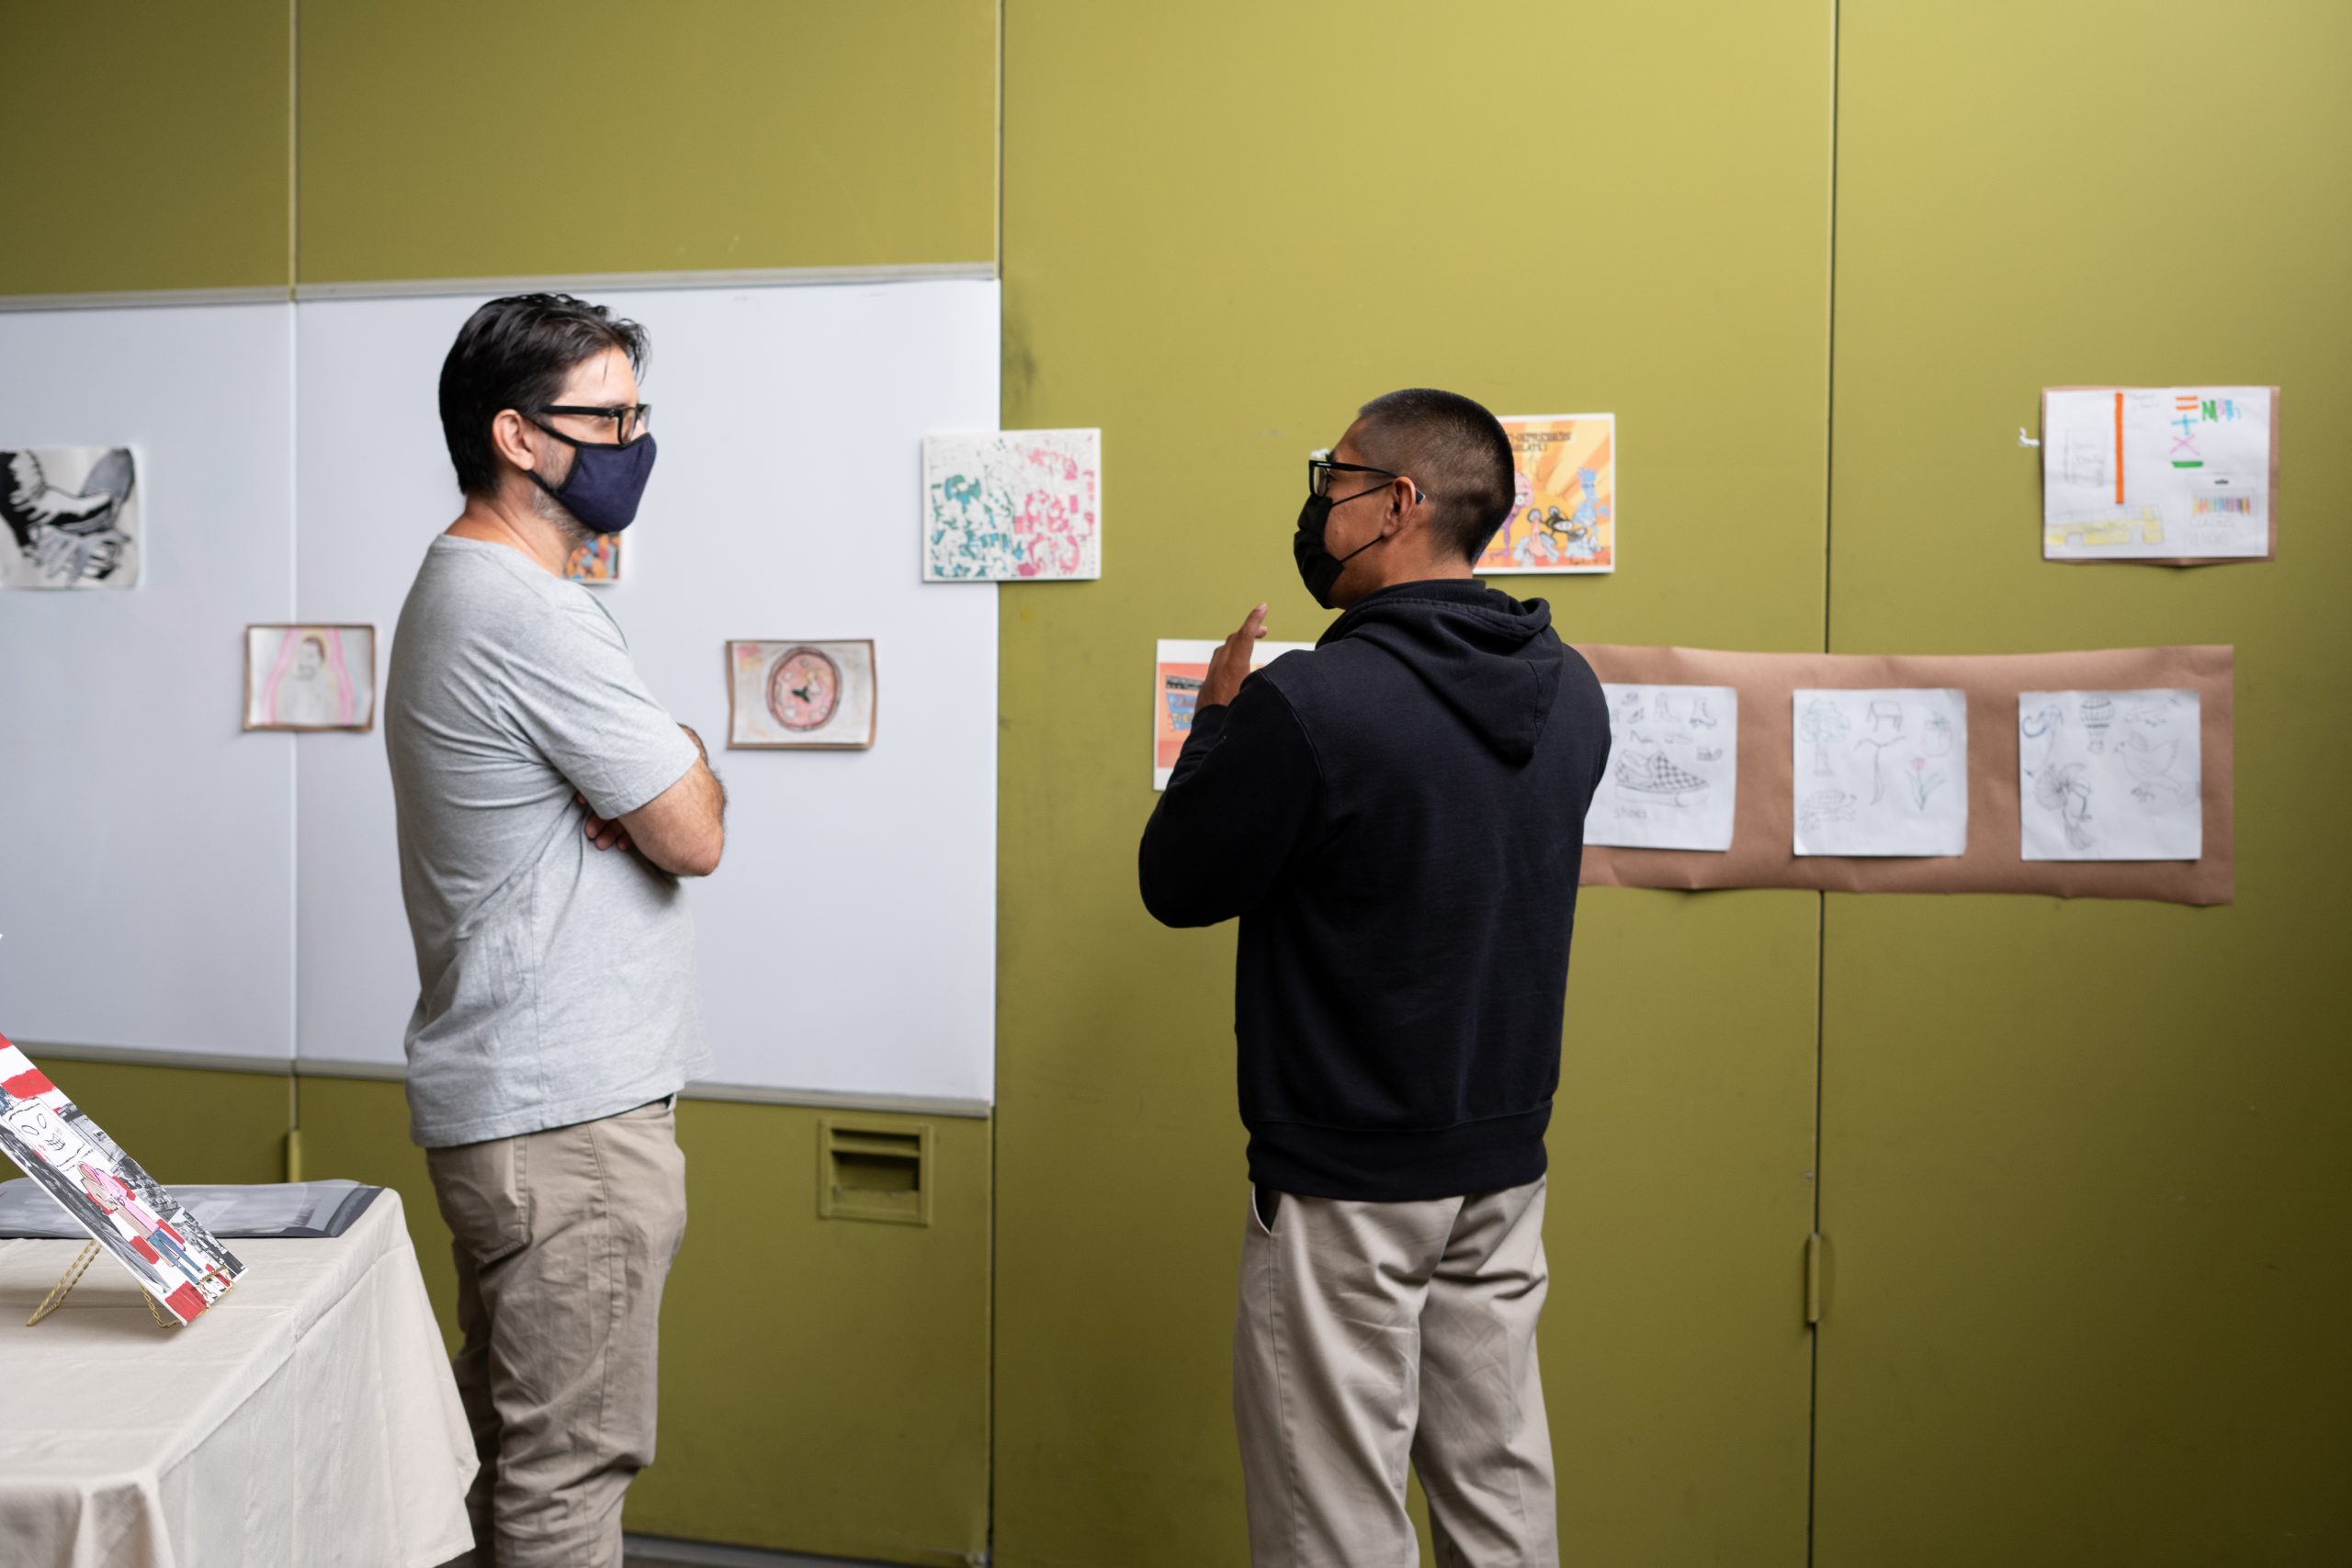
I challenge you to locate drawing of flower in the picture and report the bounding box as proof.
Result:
[1905,756,1947,810]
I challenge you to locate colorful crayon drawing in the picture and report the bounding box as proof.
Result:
[0,1032,245,1324]
[1475,414,1614,576]
[565,534,621,583]
[2040,386,2272,560]
[726,638,877,750]
[244,624,377,731]
[1152,637,1314,789]
[922,429,1102,581]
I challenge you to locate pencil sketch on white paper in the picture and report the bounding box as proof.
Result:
[1792,688,1967,857]
[2018,690,2201,861]
[1585,683,1736,852]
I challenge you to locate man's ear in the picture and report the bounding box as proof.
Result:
[490,410,542,476]
[1386,474,1420,535]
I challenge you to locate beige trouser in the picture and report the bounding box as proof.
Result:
[1234,1176,1557,1568]
[424,1098,688,1568]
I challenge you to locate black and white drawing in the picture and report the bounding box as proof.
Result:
[1791,688,1968,857]
[2019,690,2201,861]
[1585,682,1738,852]
[0,446,141,590]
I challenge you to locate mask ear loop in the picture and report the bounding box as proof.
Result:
[1345,479,1423,563]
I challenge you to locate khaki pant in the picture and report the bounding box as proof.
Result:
[1234,1177,1557,1568]
[425,1098,688,1568]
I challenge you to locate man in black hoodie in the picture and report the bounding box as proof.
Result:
[1140,389,1610,1567]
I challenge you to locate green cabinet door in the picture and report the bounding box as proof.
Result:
[1816,5,2352,1562]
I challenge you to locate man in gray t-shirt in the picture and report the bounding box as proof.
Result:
[386,293,724,1568]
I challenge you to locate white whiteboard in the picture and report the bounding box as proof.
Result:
[0,304,298,1057]
[295,280,1000,1102]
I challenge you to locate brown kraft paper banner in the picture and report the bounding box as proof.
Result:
[1573,644,2233,906]
[2041,386,2279,566]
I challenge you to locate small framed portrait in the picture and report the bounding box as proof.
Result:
[727,639,876,750]
[244,625,377,732]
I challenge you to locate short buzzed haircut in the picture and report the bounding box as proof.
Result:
[438,293,650,499]
[1353,389,1518,562]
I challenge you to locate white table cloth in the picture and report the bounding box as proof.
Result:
[0,1190,474,1568]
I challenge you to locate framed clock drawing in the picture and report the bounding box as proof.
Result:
[727,639,877,750]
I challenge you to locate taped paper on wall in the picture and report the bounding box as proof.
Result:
[1792,688,1968,857]
[1154,637,1313,789]
[1475,413,1614,575]
[923,428,1101,581]
[2018,690,2201,861]
[1,446,141,589]
[2041,387,2274,561]
[1586,683,1737,851]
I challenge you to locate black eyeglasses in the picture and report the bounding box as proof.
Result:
[536,403,653,443]
[1308,450,1421,502]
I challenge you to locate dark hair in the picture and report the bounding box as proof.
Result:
[438,294,650,499]
[1352,388,1517,562]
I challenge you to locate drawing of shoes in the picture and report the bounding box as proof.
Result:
[1614,750,1710,807]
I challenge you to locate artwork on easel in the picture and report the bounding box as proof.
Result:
[922,428,1102,581]
[0,1033,245,1325]
[565,534,621,583]
[244,625,377,732]
[1,446,141,589]
[1475,414,1614,575]
[726,639,877,750]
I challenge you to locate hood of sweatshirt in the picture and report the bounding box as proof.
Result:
[1317,578,1564,764]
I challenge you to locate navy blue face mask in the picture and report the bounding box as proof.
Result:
[527,424,657,535]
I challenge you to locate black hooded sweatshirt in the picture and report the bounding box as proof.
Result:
[1139,578,1611,1202]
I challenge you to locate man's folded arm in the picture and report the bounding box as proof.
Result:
[618,729,726,877]
[1138,677,1319,928]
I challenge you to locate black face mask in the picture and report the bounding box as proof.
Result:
[1292,491,1387,610]
[528,425,658,535]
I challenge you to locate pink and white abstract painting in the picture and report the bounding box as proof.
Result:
[922,428,1101,582]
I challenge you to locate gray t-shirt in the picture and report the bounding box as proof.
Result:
[385,535,707,1147]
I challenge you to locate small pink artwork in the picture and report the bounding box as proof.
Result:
[244,624,376,731]
[922,428,1101,581]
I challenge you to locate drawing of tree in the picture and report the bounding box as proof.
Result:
[1801,699,1849,776]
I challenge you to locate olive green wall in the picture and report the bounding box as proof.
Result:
[0,1,290,296]
[0,0,994,299]
[296,0,997,284]
[11,2,2349,1564]
[995,4,1835,1563]
[1814,4,2352,1562]
[293,1078,993,1564]
[37,1059,293,1186]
